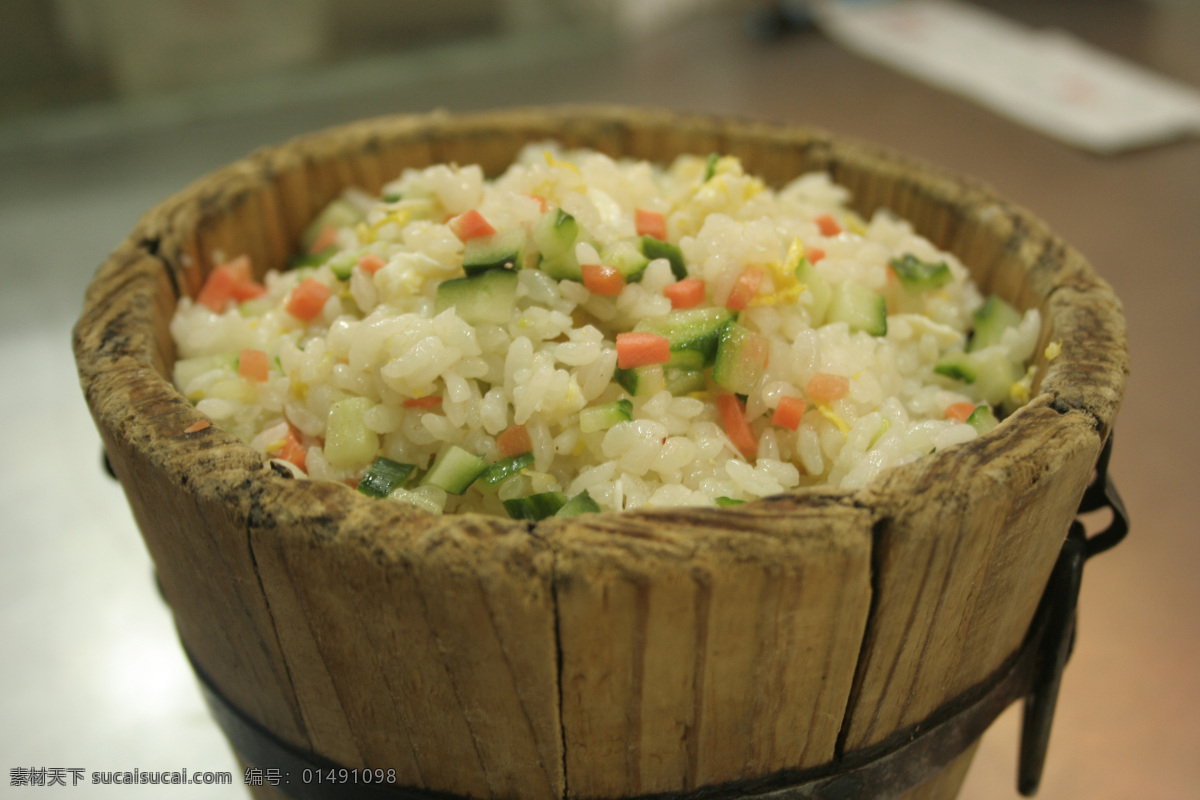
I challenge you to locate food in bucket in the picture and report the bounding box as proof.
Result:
[170,145,1044,517]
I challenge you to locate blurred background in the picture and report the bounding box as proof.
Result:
[2,0,1198,798]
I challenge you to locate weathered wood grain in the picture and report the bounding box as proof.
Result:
[547,498,872,797]
[74,244,313,754]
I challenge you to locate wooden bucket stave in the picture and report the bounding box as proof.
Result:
[74,107,1128,800]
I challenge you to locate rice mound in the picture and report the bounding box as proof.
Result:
[169,144,1043,516]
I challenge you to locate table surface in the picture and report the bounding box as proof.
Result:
[2,1,1196,798]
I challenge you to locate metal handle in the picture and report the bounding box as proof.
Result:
[1017,434,1129,796]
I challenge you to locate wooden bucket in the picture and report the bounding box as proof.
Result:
[74,107,1128,800]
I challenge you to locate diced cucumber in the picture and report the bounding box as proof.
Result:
[478,451,535,487]
[503,491,568,521]
[615,364,665,397]
[579,399,634,433]
[532,208,579,260]
[889,254,952,293]
[434,268,519,325]
[462,228,527,275]
[795,258,832,326]
[827,280,887,336]
[538,251,583,282]
[934,348,1019,407]
[966,404,999,434]
[934,352,977,383]
[357,457,416,498]
[533,209,584,281]
[301,198,364,252]
[968,295,1022,352]
[325,397,379,470]
[633,307,737,369]
[600,241,651,283]
[239,295,276,318]
[328,253,359,281]
[556,490,601,518]
[971,348,1021,407]
[712,323,769,395]
[663,366,706,395]
[615,365,705,397]
[638,236,687,280]
[421,445,489,495]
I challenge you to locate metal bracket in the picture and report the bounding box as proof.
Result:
[1017,434,1129,795]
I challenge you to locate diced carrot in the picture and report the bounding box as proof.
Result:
[285,277,331,322]
[725,266,765,311]
[358,253,387,275]
[225,254,253,282]
[308,224,339,255]
[663,277,706,309]
[403,395,443,409]
[635,209,667,241]
[615,331,671,369]
[716,394,758,460]
[581,263,626,296]
[196,264,240,312]
[805,373,850,404]
[198,256,265,310]
[945,402,977,423]
[770,396,807,430]
[238,348,270,382]
[806,247,826,264]
[815,214,842,237]
[272,426,307,472]
[184,420,211,434]
[448,209,496,241]
[496,424,533,459]
[231,279,267,301]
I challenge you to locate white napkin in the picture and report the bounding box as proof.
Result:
[813,0,1200,153]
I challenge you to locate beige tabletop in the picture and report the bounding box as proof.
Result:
[1,1,1196,798]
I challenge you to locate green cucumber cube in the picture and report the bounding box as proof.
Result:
[600,241,651,282]
[532,208,579,260]
[712,323,769,395]
[579,399,634,433]
[479,452,535,487]
[357,457,416,498]
[462,228,527,275]
[795,258,832,326]
[827,280,887,336]
[503,492,568,521]
[556,490,601,518]
[966,404,999,434]
[325,397,379,470]
[435,268,519,325]
[638,236,687,280]
[934,352,977,383]
[421,445,489,495]
[968,295,1023,352]
[889,253,952,293]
